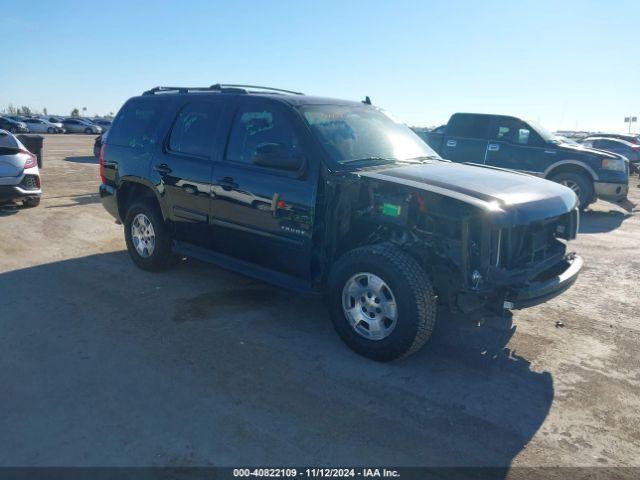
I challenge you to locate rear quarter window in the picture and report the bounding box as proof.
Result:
[108,98,163,150]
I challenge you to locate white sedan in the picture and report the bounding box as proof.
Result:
[0,129,41,207]
[22,118,63,134]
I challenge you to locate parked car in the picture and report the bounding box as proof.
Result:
[93,131,108,157]
[99,85,583,361]
[42,116,64,124]
[0,117,29,134]
[0,129,41,207]
[90,119,112,132]
[583,133,640,146]
[581,137,640,174]
[38,117,65,132]
[62,118,102,134]
[424,113,629,209]
[21,117,63,134]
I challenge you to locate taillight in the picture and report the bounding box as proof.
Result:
[21,150,37,169]
[99,144,106,183]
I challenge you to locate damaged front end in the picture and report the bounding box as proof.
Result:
[321,164,583,313]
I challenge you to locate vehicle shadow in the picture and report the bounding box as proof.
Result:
[64,155,98,164]
[45,193,101,209]
[0,252,552,473]
[579,209,631,234]
[0,203,20,216]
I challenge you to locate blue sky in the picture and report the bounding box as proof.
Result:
[1,0,638,132]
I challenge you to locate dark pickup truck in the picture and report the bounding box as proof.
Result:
[424,113,629,209]
[100,87,582,361]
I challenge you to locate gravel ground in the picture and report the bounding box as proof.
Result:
[1,135,639,474]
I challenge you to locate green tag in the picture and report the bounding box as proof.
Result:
[382,203,401,217]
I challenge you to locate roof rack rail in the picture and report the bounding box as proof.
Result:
[210,84,304,95]
[143,86,215,95]
[143,84,305,96]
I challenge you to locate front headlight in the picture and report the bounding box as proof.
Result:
[601,158,625,171]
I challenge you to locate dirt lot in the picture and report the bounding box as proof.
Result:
[1,135,639,472]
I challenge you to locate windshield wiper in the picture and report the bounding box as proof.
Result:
[407,155,448,163]
[340,156,397,165]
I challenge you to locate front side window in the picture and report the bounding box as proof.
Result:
[492,118,537,145]
[301,104,438,165]
[225,105,301,165]
[169,101,222,157]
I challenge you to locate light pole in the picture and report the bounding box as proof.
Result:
[625,116,637,134]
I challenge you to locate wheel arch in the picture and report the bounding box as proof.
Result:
[544,160,598,182]
[117,179,167,221]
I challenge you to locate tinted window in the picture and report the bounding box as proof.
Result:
[491,118,540,145]
[226,104,301,165]
[447,115,490,138]
[168,101,222,157]
[109,99,162,150]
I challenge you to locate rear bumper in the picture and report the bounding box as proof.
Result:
[99,183,120,221]
[594,181,628,202]
[0,185,42,201]
[505,254,583,309]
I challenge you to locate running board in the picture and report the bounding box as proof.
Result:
[173,241,318,295]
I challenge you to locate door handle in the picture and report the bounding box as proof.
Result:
[217,176,238,190]
[446,139,457,147]
[487,144,500,151]
[153,163,172,174]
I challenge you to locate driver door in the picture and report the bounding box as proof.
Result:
[484,117,546,174]
[209,98,317,279]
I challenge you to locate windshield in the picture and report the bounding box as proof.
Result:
[300,104,440,165]
[526,119,555,143]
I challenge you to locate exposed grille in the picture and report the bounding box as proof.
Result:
[20,175,40,190]
[496,211,575,269]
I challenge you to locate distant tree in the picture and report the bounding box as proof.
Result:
[20,106,31,116]
[7,104,17,114]
[71,108,80,117]
[43,107,48,116]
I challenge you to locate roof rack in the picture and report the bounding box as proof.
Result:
[209,84,304,95]
[143,84,305,96]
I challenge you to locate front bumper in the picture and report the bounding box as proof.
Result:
[594,181,628,202]
[504,253,583,309]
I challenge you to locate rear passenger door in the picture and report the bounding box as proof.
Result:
[152,98,227,247]
[209,97,317,279]
[440,114,491,164]
[485,117,547,174]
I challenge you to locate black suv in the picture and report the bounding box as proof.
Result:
[99,84,582,361]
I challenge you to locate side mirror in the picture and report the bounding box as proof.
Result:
[253,143,305,171]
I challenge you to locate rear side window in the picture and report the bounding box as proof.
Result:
[109,99,162,150]
[447,115,490,139]
[168,101,223,158]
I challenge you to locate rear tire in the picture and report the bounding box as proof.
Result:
[329,243,437,362]
[550,171,594,210]
[124,199,172,271]
[22,197,40,208]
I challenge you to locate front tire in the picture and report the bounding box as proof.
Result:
[84,127,92,134]
[550,171,594,210]
[47,127,54,134]
[329,243,437,362]
[124,200,172,271]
